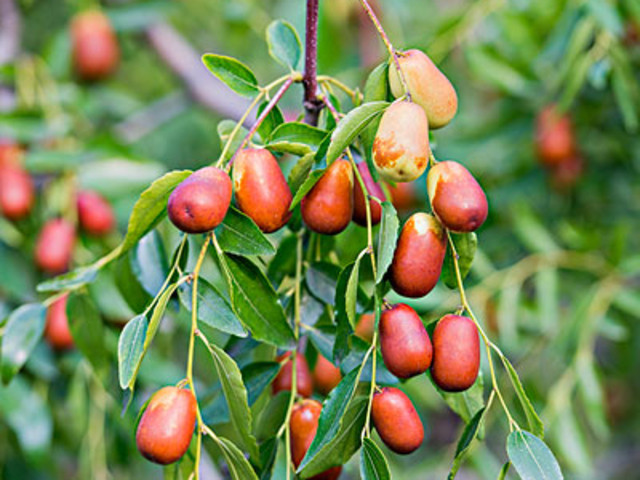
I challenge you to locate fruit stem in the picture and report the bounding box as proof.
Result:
[317,75,361,104]
[216,91,265,168]
[357,0,412,101]
[303,0,323,126]
[363,329,378,438]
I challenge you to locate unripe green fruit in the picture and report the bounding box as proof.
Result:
[389,213,446,298]
[427,161,488,233]
[353,161,386,226]
[0,165,34,221]
[167,167,232,234]
[136,386,197,465]
[312,354,342,396]
[35,218,76,274]
[45,295,74,350]
[77,190,115,236]
[272,352,313,398]
[380,303,432,379]
[535,105,575,167]
[389,49,458,129]
[372,387,424,454]
[233,148,292,233]
[301,159,354,235]
[71,10,120,81]
[431,314,480,392]
[373,101,429,183]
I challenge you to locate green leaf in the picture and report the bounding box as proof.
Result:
[219,253,295,349]
[256,102,285,141]
[287,152,316,195]
[326,101,389,164]
[130,230,169,296]
[202,54,260,98]
[266,20,301,71]
[361,62,389,182]
[289,168,325,210]
[145,282,180,351]
[178,279,247,337]
[448,407,486,479]
[218,120,250,164]
[1,304,46,384]
[204,341,259,460]
[345,255,363,328]
[67,293,108,375]
[242,362,281,406]
[334,263,356,364]
[122,170,193,252]
[360,437,391,480]
[498,462,511,480]
[441,232,477,289]
[267,122,329,156]
[506,430,563,480]
[375,202,399,283]
[434,371,485,425]
[213,436,259,480]
[36,262,100,293]
[118,314,147,389]
[503,357,544,437]
[216,207,276,256]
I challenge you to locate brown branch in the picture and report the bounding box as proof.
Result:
[0,0,21,65]
[303,0,323,126]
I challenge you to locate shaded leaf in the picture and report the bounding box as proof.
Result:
[118,314,147,389]
[442,232,477,289]
[506,430,563,480]
[1,304,46,384]
[448,407,486,479]
[503,357,544,437]
[216,207,276,256]
[360,437,391,480]
[67,293,108,375]
[266,20,302,70]
[375,202,399,283]
[214,436,259,480]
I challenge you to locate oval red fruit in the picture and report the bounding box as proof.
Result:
[535,105,575,167]
[372,387,424,454]
[272,352,313,398]
[312,354,342,396]
[77,190,115,236]
[34,218,76,274]
[45,295,74,350]
[71,11,120,81]
[0,166,34,220]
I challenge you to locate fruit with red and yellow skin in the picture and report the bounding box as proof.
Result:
[379,303,432,379]
[373,101,429,183]
[136,386,197,465]
[535,105,575,167]
[355,313,375,342]
[272,352,313,398]
[312,354,342,395]
[233,148,292,233]
[388,213,446,298]
[71,10,120,81]
[353,161,386,226]
[167,167,232,234]
[388,181,417,213]
[77,190,115,236]
[45,295,74,350]
[0,165,34,220]
[34,218,76,274]
[388,49,458,129]
[427,161,488,233]
[290,399,343,480]
[301,159,353,235]
[431,314,480,392]
[372,387,424,454]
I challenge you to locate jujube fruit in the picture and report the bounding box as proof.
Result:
[535,105,575,167]
[312,354,342,395]
[427,161,488,233]
[353,161,386,226]
[77,190,115,236]
[379,303,432,379]
[431,314,480,392]
[233,148,292,233]
[272,352,313,398]
[45,295,74,350]
[71,10,120,81]
[388,49,458,129]
[372,387,424,454]
[388,181,417,212]
[301,159,353,235]
[0,166,34,220]
[136,386,197,465]
[373,101,429,183]
[34,218,76,274]
[355,313,375,342]
[389,212,446,298]
[0,140,23,168]
[167,166,232,233]
[290,399,343,480]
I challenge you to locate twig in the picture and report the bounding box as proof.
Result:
[303,0,323,125]
[0,0,21,65]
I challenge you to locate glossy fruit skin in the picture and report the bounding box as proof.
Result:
[71,11,120,81]
[312,354,342,395]
[427,161,488,233]
[535,105,575,167]
[35,218,76,274]
[301,159,353,235]
[290,399,343,480]
[431,315,480,392]
[136,386,197,465]
[389,49,458,129]
[380,304,432,379]
[45,295,74,350]
[77,190,115,236]
[389,213,446,298]
[272,352,313,398]
[0,166,34,220]
[388,181,417,212]
[167,167,232,234]
[233,149,292,233]
[355,313,375,342]
[373,101,429,183]
[372,387,424,454]
[353,161,386,226]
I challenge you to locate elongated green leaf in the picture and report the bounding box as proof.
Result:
[434,371,484,425]
[266,20,301,70]
[503,357,544,437]
[345,255,362,328]
[216,207,276,256]
[506,430,563,480]
[205,341,259,459]
[287,152,316,195]
[361,62,389,182]
[202,54,260,98]
[1,304,46,384]
[441,232,477,289]
[267,122,328,155]
[242,362,281,406]
[214,436,259,480]
[498,462,511,480]
[360,438,391,480]
[118,314,147,389]
[144,282,179,353]
[448,407,486,479]
[326,101,389,164]
[334,263,355,364]
[289,169,325,210]
[130,230,169,297]
[218,119,250,164]
[36,263,100,292]
[375,202,399,283]
[256,102,285,141]
[67,293,108,375]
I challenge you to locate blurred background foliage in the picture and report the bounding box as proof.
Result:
[0,0,639,479]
